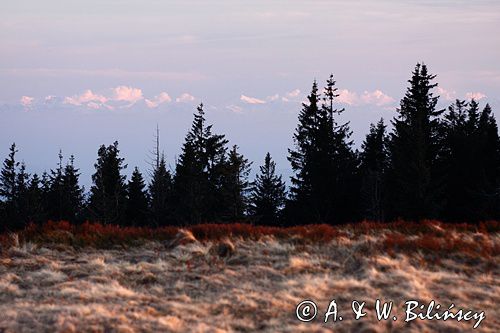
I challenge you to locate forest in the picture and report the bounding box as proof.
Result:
[1,63,499,230]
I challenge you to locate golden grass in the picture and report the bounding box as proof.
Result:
[0,220,498,332]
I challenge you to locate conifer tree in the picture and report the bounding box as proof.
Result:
[441,100,500,221]
[174,141,204,224]
[174,103,228,224]
[0,143,19,205]
[287,75,359,225]
[149,156,173,226]
[221,145,252,220]
[88,141,128,224]
[126,167,149,226]
[26,173,46,224]
[360,119,388,221]
[62,155,84,221]
[174,104,209,224]
[203,110,229,221]
[146,126,173,226]
[322,75,360,223]
[387,63,444,220]
[40,171,51,220]
[0,143,19,229]
[249,152,286,225]
[440,99,472,221]
[15,162,30,226]
[475,103,500,219]
[45,152,83,221]
[288,81,320,207]
[47,151,65,220]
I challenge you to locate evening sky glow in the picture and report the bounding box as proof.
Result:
[1,0,499,185]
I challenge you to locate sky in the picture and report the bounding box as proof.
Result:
[1,0,499,187]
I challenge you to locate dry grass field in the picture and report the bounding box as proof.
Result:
[0,221,498,332]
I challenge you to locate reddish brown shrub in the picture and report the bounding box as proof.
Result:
[0,220,497,254]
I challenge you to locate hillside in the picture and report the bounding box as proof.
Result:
[0,221,498,332]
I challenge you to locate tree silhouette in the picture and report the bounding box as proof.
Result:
[1,66,499,227]
[88,141,128,224]
[288,81,320,207]
[441,100,500,221]
[149,156,173,226]
[40,171,51,222]
[360,119,388,221]
[286,75,359,225]
[0,143,19,230]
[249,152,286,225]
[26,173,46,224]
[15,162,30,225]
[387,63,444,220]
[174,103,228,224]
[476,104,500,219]
[126,167,149,226]
[322,75,360,224]
[440,99,475,221]
[0,144,18,205]
[221,145,252,221]
[46,152,83,222]
[62,155,84,221]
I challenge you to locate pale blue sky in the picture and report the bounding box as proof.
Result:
[1,0,499,186]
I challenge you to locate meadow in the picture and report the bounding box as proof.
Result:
[0,221,498,332]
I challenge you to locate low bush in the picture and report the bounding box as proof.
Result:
[0,220,497,256]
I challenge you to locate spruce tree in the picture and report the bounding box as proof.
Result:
[441,100,500,221]
[387,63,444,220]
[26,173,46,224]
[126,167,149,226]
[0,143,19,205]
[0,143,19,230]
[146,126,173,226]
[149,156,173,226]
[359,119,388,221]
[322,75,360,224]
[203,110,229,221]
[288,81,320,208]
[174,141,204,224]
[287,80,325,224]
[62,155,84,221]
[174,103,228,224]
[221,145,252,221]
[475,103,500,219]
[249,152,286,225]
[45,152,83,222]
[15,162,30,226]
[441,99,472,221]
[88,141,128,224]
[286,75,359,225]
[40,171,51,221]
[174,104,209,224]
[47,151,65,221]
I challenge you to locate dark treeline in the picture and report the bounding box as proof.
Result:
[1,63,499,230]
